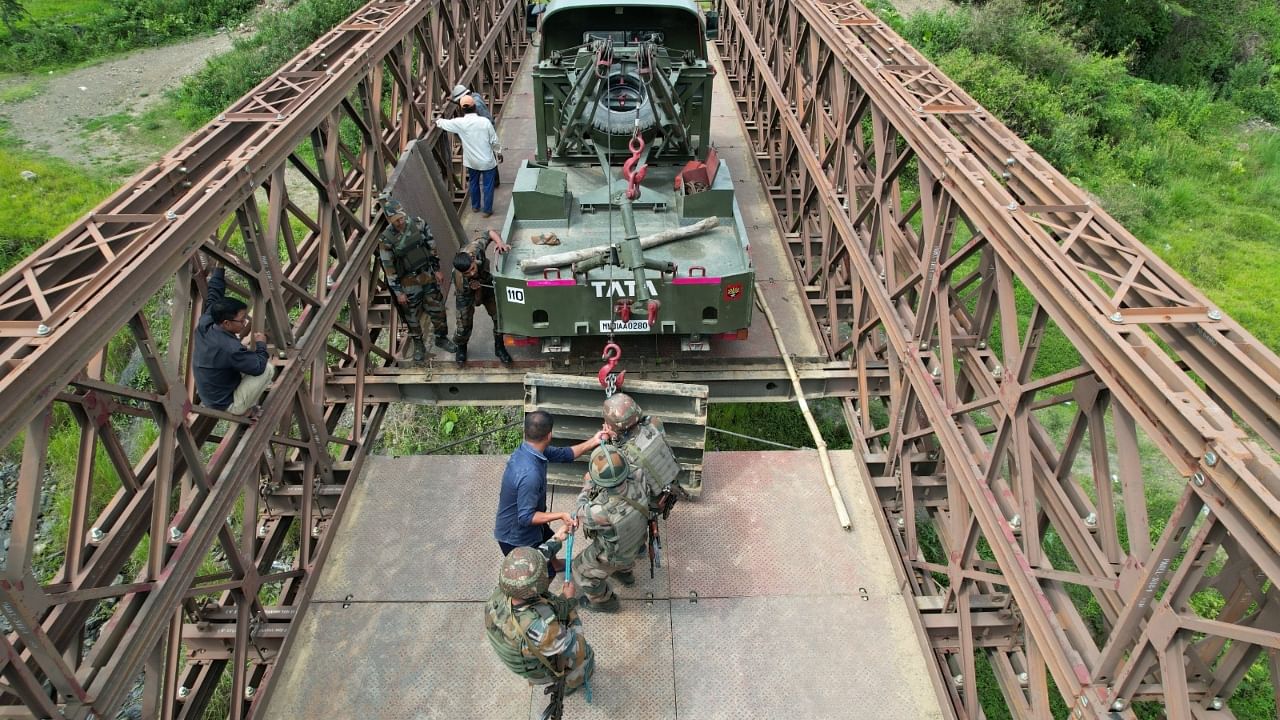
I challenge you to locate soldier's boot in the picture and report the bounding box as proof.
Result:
[613,570,637,587]
[494,334,513,365]
[578,592,620,613]
[455,344,468,368]
[410,336,426,363]
[434,333,458,353]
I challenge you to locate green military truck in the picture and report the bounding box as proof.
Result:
[493,0,754,352]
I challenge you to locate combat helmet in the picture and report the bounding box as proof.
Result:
[498,546,549,599]
[380,197,407,219]
[588,443,630,488]
[602,393,643,434]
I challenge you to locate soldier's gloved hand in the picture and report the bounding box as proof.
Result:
[395,291,408,305]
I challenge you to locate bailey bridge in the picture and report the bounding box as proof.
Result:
[0,0,1277,718]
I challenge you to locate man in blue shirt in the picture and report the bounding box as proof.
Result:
[495,410,608,571]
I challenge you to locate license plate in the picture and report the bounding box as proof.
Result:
[599,320,650,333]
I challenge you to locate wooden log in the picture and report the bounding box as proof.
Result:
[518,216,720,272]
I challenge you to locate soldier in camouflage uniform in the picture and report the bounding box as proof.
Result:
[603,393,683,517]
[485,546,595,704]
[565,444,651,612]
[451,229,513,366]
[377,198,457,362]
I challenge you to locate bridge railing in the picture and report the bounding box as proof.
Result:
[0,1,528,718]
[719,0,1280,716]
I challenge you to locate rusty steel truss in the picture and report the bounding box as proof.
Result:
[717,0,1280,717]
[0,1,528,717]
[1,0,1279,717]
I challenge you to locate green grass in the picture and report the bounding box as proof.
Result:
[23,0,109,24]
[0,0,254,73]
[0,78,42,103]
[0,131,114,269]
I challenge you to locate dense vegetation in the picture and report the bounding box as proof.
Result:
[0,136,114,267]
[0,0,256,72]
[167,0,364,127]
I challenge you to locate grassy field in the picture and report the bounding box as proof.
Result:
[0,0,253,72]
[0,131,114,267]
[24,0,108,24]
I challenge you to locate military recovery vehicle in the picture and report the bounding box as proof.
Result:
[494,0,754,352]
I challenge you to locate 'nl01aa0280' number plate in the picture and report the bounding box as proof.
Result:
[599,320,650,333]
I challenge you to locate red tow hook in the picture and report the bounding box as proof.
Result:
[646,299,660,325]
[598,342,626,394]
[616,300,633,324]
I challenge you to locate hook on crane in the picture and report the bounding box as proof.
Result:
[598,341,626,395]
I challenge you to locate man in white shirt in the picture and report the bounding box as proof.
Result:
[436,95,502,217]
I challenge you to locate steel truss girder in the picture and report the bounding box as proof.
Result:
[0,1,528,718]
[718,0,1280,717]
[327,360,864,405]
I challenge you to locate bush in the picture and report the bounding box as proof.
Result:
[169,0,364,127]
[0,0,255,71]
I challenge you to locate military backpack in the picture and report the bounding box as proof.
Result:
[385,217,439,277]
[621,417,681,489]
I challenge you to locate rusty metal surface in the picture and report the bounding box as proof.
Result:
[718,0,1280,716]
[4,0,1279,714]
[329,359,863,405]
[0,2,530,718]
[263,451,944,719]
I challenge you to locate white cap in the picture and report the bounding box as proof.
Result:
[450,84,469,101]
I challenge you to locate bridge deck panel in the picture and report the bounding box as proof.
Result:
[262,451,944,719]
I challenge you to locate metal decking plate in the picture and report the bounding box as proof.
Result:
[311,455,509,602]
[262,451,947,719]
[263,602,533,720]
[672,596,943,719]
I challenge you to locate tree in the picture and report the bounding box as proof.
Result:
[0,0,28,37]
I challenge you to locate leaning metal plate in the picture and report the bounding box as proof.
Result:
[312,455,510,602]
[671,596,946,719]
[261,602,532,720]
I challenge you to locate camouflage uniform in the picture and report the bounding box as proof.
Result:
[571,446,650,607]
[604,394,682,513]
[377,203,454,360]
[485,547,595,691]
[452,232,509,363]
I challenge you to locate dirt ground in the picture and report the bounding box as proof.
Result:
[0,33,234,166]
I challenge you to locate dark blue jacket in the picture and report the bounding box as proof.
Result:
[194,268,268,411]
[494,442,576,547]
